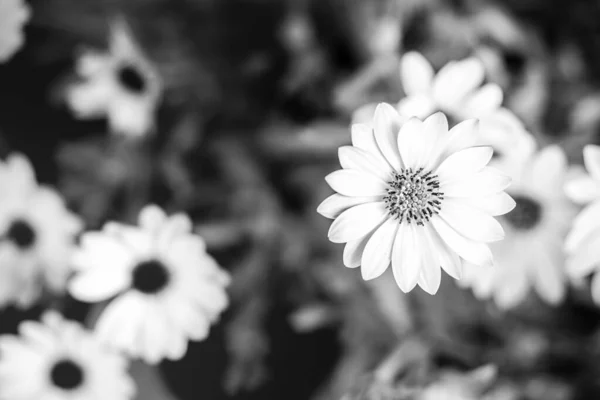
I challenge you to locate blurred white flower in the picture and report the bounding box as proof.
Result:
[69,205,230,364]
[0,154,82,309]
[460,146,574,309]
[317,104,514,294]
[397,52,503,120]
[0,0,30,63]
[564,145,600,303]
[0,311,135,400]
[66,18,161,138]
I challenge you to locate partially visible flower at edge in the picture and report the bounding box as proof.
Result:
[0,311,135,400]
[564,145,600,304]
[0,153,82,309]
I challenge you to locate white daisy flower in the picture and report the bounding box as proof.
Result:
[459,146,575,309]
[0,311,135,400]
[0,154,82,309]
[564,145,600,304]
[66,18,161,138]
[317,104,514,294]
[68,205,230,364]
[0,0,30,63]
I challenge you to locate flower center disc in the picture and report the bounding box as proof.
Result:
[6,219,36,249]
[50,359,85,390]
[117,64,147,94]
[504,194,541,230]
[132,259,170,294]
[384,168,443,225]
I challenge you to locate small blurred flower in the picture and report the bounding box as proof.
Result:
[317,104,514,294]
[0,311,135,400]
[66,18,161,138]
[0,154,82,309]
[564,145,600,303]
[0,0,30,63]
[69,205,230,364]
[460,146,574,309]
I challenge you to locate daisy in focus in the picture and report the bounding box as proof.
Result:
[317,104,514,294]
[0,0,30,63]
[0,154,82,309]
[0,312,135,400]
[69,205,230,364]
[459,146,575,309]
[564,145,600,304]
[66,18,161,138]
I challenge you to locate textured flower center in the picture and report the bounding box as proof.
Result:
[5,218,36,249]
[117,64,146,94]
[504,194,541,230]
[132,259,170,294]
[50,358,85,390]
[384,168,443,225]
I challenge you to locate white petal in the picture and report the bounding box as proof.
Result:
[531,243,565,304]
[462,192,516,216]
[69,268,130,302]
[433,58,485,109]
[566,233,600,278]
[425,224,462,279]
[441,167,511,197]
[431,119,479,166]
[325,170,387,197]
[564,174,600,204]
[138,205,167,232]
[373,103,404,170]
[565,201,600,253]
[431,216,493,266]
[66,80,113,118]
[361,218,399,280]
[328,202,387,243]
[417,230,442,294]
[436,146,493,183]
[494,270,529,310]
[396,94,437,119]
[317,194,379,219]
[351,104,377,125]
[351,124,388,166]
[397,117,424,169]
[400,52,434,95]
[391,224,421,292]
[343,234,372,268]
[528,145,567,198]
[338,145,391,181]
[584,145,600,181]
[462,83,503,117]
[439,199,505,242]
[422,112,449,171]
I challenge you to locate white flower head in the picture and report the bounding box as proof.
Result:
[0,0,30,63]
[318,104,514,294]
[460,146,575,309]
[564,145,600,303]
[0,154,82,309]
[69,205,230,364]
[66,18,162,138]
[0,311,135,400]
